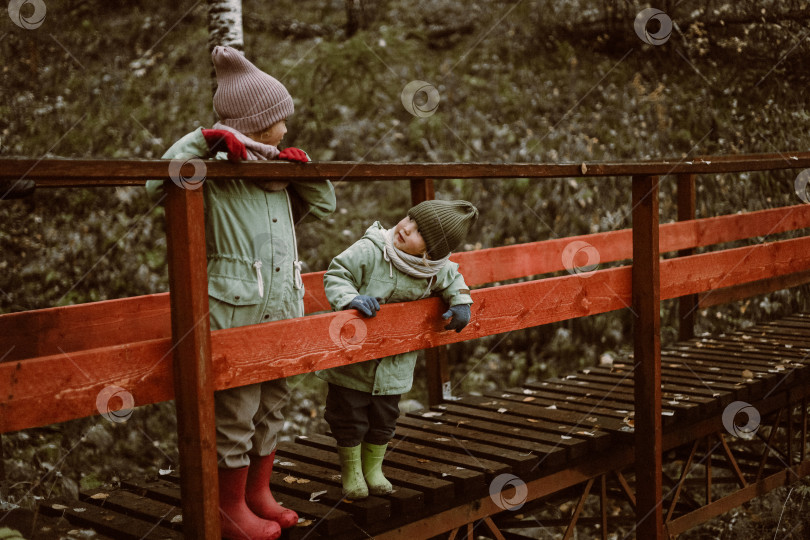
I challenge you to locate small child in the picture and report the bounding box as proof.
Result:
[317,200,478,499]
[147,46,335,540]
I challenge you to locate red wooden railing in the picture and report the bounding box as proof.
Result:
[2,153,810,539]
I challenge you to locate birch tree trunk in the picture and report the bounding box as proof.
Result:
[207,0,244,95]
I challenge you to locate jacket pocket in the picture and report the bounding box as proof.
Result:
[208,275,263,306]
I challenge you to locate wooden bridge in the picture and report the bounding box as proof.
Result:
[2,154,810,539]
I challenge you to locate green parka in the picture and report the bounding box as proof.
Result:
[146,128,336,329]
[317,222,473,395]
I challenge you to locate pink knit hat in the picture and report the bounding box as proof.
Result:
[211,46,294,134]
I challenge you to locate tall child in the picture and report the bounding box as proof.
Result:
[147,46,336,540]
[318,200,477,498]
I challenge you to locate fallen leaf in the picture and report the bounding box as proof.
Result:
[89,493,109,500]
[171,515,183,524]
[296,478,310,484]
[522,397,535,402]
[51,504,68,511]
[296,519,314,527]
[310,490,327,502]
[526,418,539,423]
[283,476,299,484]
[742,369,754,379]
[497,408,508,413]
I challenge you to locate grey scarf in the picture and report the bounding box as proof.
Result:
[383,228,449,298]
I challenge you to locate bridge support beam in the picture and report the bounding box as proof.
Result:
[632,175,664,540]
[677,173,697,341]
[165,181,221,538]
[411,178,453,406]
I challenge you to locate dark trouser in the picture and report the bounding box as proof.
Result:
[324,383,401,447]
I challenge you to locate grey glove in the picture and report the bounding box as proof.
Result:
[348,295,381,318]
[442,304,471,332]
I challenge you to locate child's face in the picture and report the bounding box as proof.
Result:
[247,119,287,147]
[393,216,428,257]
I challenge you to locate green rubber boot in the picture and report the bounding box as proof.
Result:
[337,445,368,499]
[361,442,393,495]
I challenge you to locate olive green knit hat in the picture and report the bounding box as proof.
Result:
[408,200,478,259]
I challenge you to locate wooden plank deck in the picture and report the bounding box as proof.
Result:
[11,311,810,539]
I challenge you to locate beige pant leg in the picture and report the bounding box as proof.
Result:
[215,383,262,469]
[250,378,290,457]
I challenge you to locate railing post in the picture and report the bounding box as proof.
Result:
[677,173,697,341]
[632,175,664,540]
[410,178,451,406]
[164,181,221,538]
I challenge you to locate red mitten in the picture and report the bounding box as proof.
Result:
[201,129,247,162]
[278,147,309,163]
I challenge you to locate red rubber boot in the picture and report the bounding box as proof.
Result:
[219,466,281,540]
[245,451,300,528]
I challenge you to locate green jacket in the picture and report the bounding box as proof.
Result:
[317,222,473,395]
[146,128,336,330]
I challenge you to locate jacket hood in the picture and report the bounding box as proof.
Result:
[361,221,388,251]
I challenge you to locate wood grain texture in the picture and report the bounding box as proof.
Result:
[0,266,631,433]
[4,203,808,362]
[5,229,810,433]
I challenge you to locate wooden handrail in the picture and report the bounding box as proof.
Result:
[4,233,810,434]
[3,204,809,363]
[2,152,810,185]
